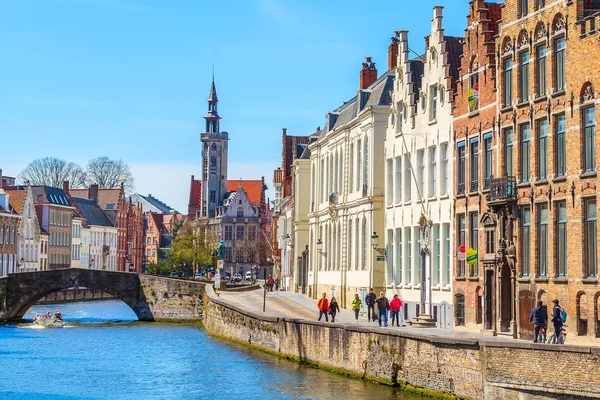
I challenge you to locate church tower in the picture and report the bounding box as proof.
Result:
[200,75,229,218]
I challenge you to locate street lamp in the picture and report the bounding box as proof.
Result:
[316,238,327,257]
[371,232,386,257]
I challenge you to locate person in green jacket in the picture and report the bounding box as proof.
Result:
[352,293,362,322]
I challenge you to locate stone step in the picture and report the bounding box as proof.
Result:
[410,314,437,328]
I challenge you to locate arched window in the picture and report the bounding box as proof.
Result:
[349,143,354,191]
[577,292,589,336]
[356,139,362,191]
[348,219,353,270]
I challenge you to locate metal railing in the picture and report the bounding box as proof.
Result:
[483,177,492,190]
[486,176,517,203]
[469,180,479,193]
[457,182,465,195]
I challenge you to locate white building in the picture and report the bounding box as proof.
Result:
[307,59,393,308]
[384,7,461,328]
[71,196,118,271]
[6,183,41,272]
[71,216,83,269]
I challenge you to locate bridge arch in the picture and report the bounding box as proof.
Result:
[0,269,205,323]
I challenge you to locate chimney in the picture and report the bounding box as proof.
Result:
[62,180,69,195]
[282,128,287,137]
[360,57,377,89]
[388,35,399,70]
[89,184,99,202]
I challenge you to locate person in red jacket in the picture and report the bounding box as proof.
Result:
[389,294,403,327]
[317,293,329,322]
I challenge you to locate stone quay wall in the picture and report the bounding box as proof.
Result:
[202,286,600,400]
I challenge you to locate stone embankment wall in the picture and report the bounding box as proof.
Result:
[139,275,205,321]
[202,286,600,400]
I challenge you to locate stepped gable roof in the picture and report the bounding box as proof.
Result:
[71,197,113,227]
[189,179,201,208]
[139,194,176,214]
[226,180,262,206]
[148,212,165,232]
[444,36,464,91]
[31,186,71,207]
[69,188,122,210]
[331,69,394,131]
[6,190,26,214]
[188,179,263,208]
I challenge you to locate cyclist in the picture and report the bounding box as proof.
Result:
[529,301,547,343]
[551,299,564,344]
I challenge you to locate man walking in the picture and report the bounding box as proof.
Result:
[389,294,403,327]
[375,291,390,327]
[365,288,376,322]
[551,299,565,344]
[352,293,362,322]
[317,293,329,322]
[529,301,548,343]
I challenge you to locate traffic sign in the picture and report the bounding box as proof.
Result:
[458,245,467,261]
[376,256,385,261]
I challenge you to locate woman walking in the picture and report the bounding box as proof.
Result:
[329,297,341,322]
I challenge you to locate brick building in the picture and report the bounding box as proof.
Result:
[452,0,600,342]
[0,185,20,275]
[453,0,502,333]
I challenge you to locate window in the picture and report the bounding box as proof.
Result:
[405,228,412,284]
[505,128,514,177]
[347,221,353,270]
[417,150,425,198]
[236,225,245,241]
[430,85,438,120]
[224,226,233,240]
[519,0,528,16]
[362,219,368,268]
[429,147,437,198]
[469,70,479,112]
[536,44,546,96]
[457,214,466,277]
[348,144,354,191]
[584,107,596,172]
[538,204,548,277]
[555,114,566,177]
[433,225,440,285]
[395,157,402,203]
[395,229,402,285]
[363,138,369,191]
[520,123,531,182]
[554,37,565,92]
[519,51,529,102]
[248,226,256,241]
[556,201,567,277]
[441,143,448,195]
[470,139,479,192]
[356,140,362,191]
[469,212,479,277]
[535,0,545,9]
[444,224,451,285]
[404,156,411,201]
[387,159,393,205]
[456,294,465,326]
[416,227,421,284]
[586,199,597,277]
[210,191,216,203]
[237,206,244,217]
[386,230,393,283]
[457,142,466,194]
[521,206,531,277]
[483,134,493,188]
[537,119,548,180]
[503,58,513,107]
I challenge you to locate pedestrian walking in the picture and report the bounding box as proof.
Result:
[317,293,329,322]
[529,301,548,343]
[274,278,279,291]
[329,297,341,322]
[365,288,376,322]
[268,276,275,292]
[375,291,390,327]
[551,299,566,344]
[389,294,403,327]
[351,293,362,322]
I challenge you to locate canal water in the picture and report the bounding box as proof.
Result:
[0,300,424,400]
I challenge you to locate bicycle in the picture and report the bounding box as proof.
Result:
[547,324,568,344]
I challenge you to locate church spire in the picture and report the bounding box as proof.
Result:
[204,73,221,133]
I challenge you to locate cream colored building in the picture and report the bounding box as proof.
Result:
[70,216,83,269]
[384,7,461,328]
[291,148,312,294]
[308,61,393,308]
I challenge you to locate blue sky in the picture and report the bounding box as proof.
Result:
[0,0,469,212]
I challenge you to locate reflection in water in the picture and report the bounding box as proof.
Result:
[0,300,424,400]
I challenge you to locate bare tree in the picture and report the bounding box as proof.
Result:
[18,157,87,188]
[86,157,135,193]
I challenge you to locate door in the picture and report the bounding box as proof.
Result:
[438,301,452,329]
[518,289,535,340]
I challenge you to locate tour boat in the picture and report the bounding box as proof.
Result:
[33,312,64,327]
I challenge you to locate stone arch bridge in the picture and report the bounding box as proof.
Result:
[0,268,206,322]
